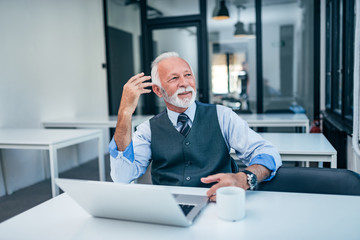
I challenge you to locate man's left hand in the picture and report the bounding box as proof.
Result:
[200,172,248,201]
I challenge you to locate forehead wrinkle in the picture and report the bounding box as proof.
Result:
[158,57,193,81]
[168,69,192,76]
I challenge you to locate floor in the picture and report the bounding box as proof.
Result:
[0,157,112,223]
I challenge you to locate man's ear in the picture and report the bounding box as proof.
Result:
[152,85,163,98]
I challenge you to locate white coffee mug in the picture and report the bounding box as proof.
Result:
[216,186,245,221]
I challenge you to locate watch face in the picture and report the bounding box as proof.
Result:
[246,173,257,190]
[243,170,257,190]
[249,174,257,186]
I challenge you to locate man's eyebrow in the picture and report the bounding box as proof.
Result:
[167,73,178,77]
[166,73,178,80]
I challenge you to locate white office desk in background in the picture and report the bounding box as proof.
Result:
[238,113,310,132]
[42,116,118,129]
[42,115,153,133]
[0,129,104,197]
[0,185,359,239]
[232,133,337,168]
[43,113,308,133]
[261,133,337,168]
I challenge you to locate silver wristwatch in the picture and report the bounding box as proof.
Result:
[242,170,257,190]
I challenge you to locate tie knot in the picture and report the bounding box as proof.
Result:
[177,113,189,124]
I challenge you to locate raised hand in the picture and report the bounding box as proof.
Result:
[118,73,153,116]
[114,73,153,151]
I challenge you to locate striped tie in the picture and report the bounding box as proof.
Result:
[178,113,191,137]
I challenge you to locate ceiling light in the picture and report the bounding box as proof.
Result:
[234,21,248,37]
[212,0,230,20]
[233,4,248,38]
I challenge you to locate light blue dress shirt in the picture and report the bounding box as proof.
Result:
[109,103,282,183]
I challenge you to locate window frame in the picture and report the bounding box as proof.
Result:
[325,0,355,132]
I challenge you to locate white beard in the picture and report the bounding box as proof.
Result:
[161,86,196,109]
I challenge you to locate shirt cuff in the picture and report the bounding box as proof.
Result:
[108,138,135,163]
[249,154,276,181]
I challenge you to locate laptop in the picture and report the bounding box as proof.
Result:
[55,178,209,227]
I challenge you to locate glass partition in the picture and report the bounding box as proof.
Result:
[208,0,256,113]
[262,0,314,117]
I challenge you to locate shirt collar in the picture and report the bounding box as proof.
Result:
[167,101,196,127]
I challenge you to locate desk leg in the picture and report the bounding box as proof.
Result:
[331,154,337,168]
[98,133,105,181]
[41,150,50,179]
[49,146,59,197]
[0,150,11,195]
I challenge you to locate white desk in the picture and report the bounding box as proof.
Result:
[42,116,118,128]
[42,115,153,133]
[232,133,337,168]
[0,129,104,197]
[43,114,309,133]
[239,113,310,132]
[0,185,359,239]
[262,133,337,168]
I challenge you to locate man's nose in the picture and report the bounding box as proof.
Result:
[178,76,189,87]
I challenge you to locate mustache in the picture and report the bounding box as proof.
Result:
[176,86,194,94]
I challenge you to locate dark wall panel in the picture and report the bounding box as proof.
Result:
[107,27,134,115]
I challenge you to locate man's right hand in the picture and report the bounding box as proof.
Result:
[118,73,153,116]
[115,73,153,151]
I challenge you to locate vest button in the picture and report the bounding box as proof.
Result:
[185,141,190,145]
[186,176,191,181]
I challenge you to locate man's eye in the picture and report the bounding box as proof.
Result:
[185,74,192,77]
[170,77,178,81]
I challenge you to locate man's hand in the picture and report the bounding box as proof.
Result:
[118,73,153,116]
[201,164,271,201]
[114,73,153,151]
[201,172,248,202]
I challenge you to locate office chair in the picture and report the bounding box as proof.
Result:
[257,167,360,196]
[136,162,153,184]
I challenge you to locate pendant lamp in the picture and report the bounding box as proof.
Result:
[212,0,230,20]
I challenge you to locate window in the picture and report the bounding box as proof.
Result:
[325,0,355,129]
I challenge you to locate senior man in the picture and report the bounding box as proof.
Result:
[109,52,282,200]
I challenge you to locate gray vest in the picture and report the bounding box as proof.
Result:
[149,101,238,187]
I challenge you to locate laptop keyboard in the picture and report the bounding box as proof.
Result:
[178,204,195,216]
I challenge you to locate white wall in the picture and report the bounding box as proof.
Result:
[261,3,300,93]
[0,0,108,196]
[262,24,281,90]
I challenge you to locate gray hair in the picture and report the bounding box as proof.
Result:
[151,52,180,87]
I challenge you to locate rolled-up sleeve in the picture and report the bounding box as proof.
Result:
[109,121,152,183]
[216,105,282,180]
